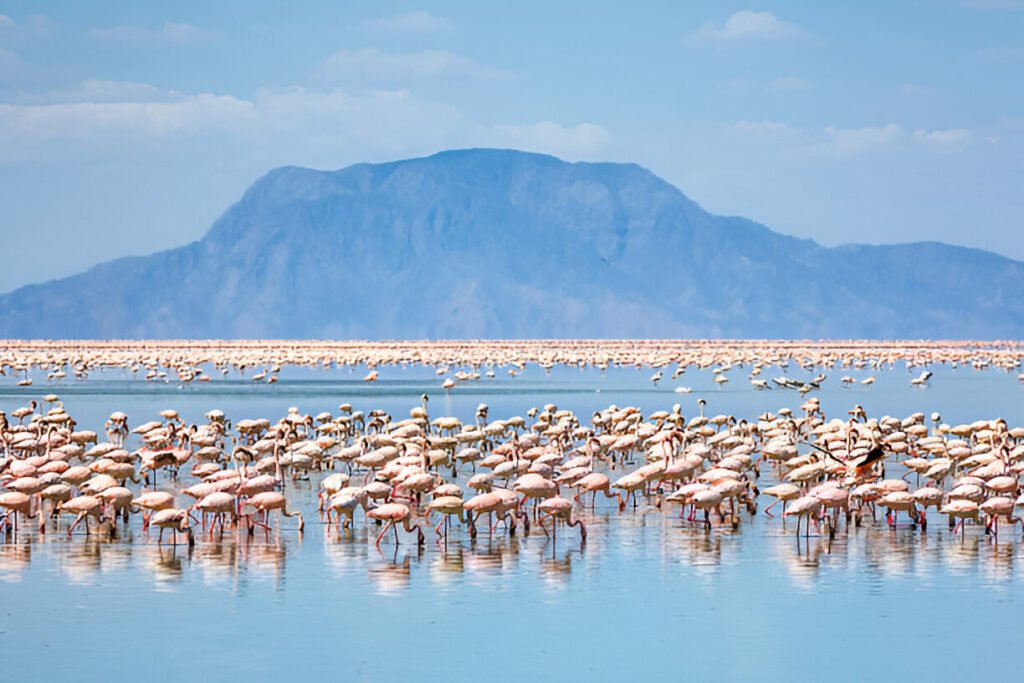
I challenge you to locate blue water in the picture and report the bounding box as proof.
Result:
[1,363,1023,682]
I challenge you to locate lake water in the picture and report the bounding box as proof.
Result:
[2,362,1023,682]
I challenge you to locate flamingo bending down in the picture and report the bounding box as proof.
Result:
[150,508,196,546]
[190,491,238,535]
[941,499,979,539]
[463,490,526,538]
[0,492,39,535]
[537,496,586,542]
[761,483,800,517]
[243,492,304,533]
[427,495,465,543]
[130,491,175,531]
[325,487,369,531]
[572,472,624,511]
[59,495,103,537]
[366,502,424,548]
[783,496,822,537]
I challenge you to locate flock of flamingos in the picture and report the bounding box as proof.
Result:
[1,339,1023,570]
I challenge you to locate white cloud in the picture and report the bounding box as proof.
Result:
[688,11,806,44]
[897,83,930,95]
[738,120,978,157]
[0,81,606,165]
[360,11,452,33]
[977,46,1024,60]
[480,121,608,159]
[912,128,974,146]
[805,124,904,156]
[88,22,209,44]
[0,92,254,153]
[768,76,807,90]
[30,79,182,104]
[0,13,55,39]
[162,22,207,43]
[321,47,490,84]
[735,120,794,135]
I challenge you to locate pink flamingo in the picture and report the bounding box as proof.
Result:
[366,502,424,548]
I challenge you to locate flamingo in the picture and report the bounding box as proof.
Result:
[243,492,304,533]
[783,496,822,537]
[366,502,424,548]
[537,496,586,542]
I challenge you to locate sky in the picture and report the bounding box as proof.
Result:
[1,1,1022,292]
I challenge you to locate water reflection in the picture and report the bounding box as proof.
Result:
[148,544,190,589]
[429,546,466,587]
[368,548,421,596]
[5,509,1024,596]
[0,542,30,583]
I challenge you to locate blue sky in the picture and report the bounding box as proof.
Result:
[1,1,1022,292]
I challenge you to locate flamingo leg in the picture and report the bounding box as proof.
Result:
[250,514,272,532]
[375,521,394,548]
[67,512,86,538]
[570,517,587,541]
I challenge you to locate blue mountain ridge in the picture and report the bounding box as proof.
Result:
[1,148,1020,338]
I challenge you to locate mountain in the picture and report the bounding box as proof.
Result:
[1,148,1022,339]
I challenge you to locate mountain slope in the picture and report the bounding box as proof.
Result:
[1,148,1021,338]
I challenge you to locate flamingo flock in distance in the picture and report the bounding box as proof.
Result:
[0,339,1020,390]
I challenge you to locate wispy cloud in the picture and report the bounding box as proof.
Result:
[913,128,974,146]
[482,121,608,159]
[0,81,606,164]
[737,120,977,156]
[360,11,452,34]
[0,13,55,39]
[320,47,496,85]
[30,79,183,104]
[688,11,806,44]
[977,46,1024,60]
[768,76,808,91]
[88,22,209,44]
[735,120,795,135]
[814,123,903,155]
[897,83,931,95]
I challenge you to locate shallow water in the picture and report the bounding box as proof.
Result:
[1,364,1023,682]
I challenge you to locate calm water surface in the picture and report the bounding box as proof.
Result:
[2,364,1022,682]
